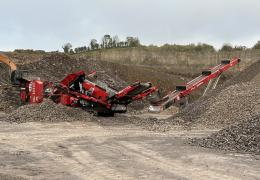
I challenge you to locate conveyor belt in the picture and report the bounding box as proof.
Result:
[149,58,241,113]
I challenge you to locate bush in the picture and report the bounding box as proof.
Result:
[161,43,215,53]
[14,49,46,54]
[252,41,260,49]
[220,44,233,51]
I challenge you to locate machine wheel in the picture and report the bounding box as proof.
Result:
[96,111,115,117]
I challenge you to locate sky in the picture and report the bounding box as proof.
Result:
[0,0,260,51]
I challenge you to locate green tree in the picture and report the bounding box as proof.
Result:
[62,43,72,53]
[220,43,233,51]
[195,43,215,52]
[253,41,260,49]
[69,49,74,54]
[90,39,99,50]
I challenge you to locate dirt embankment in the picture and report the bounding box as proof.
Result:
[75,47,260,68]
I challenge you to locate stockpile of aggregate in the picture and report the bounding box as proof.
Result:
[2,99,150,126]
[20,53,126,89]
[0,63,10,85]
[4,99,94,123]
[191,82,259,128]
[192,114,260,154]
[0,85,21,113]
[173,59,260,128]
[189,60,260,154]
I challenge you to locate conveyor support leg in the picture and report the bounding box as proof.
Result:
[203,79,213,96]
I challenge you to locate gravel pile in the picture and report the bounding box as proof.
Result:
[172,60,260,128]
[21,54,126,89]
[221,59,260,87]
[191,114,260,154]
[188,60,260,154]
[193,82,260,128]
[4,99,94,123]
[0,63,10,85]
[0,86,21,113]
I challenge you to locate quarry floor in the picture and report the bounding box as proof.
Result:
[0,118,259,180]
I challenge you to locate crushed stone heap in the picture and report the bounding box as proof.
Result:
[191,114,260,154]
[4,100,94,123]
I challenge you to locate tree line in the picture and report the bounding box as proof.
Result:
[13,40,260,54]
[62,34,140,53]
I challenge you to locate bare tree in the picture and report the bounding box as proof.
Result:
[112,35,120,48]
[102,34,112,48]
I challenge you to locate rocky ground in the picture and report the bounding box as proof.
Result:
[0,52,260,179]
